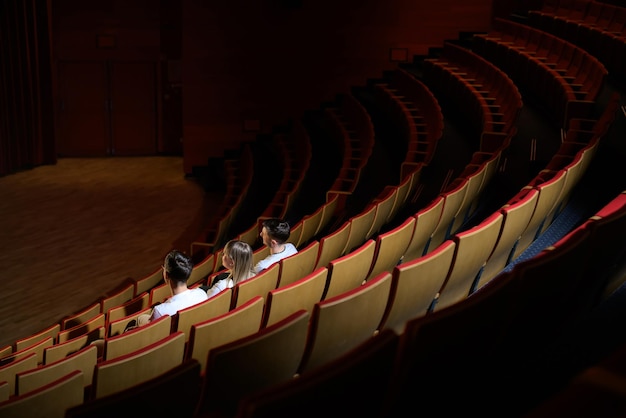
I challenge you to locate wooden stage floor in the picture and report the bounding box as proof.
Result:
[0,156,220,349]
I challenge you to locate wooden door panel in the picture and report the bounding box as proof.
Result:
[57,61,108,156]
[110,62,156,155]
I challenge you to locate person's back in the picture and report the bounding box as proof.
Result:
[254,218,298,274]
[152,287,207,319]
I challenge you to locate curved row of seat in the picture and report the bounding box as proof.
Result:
[372,68,444,179]
[190,143,255,259]
[528,0,626,78]
[473,16,607,128]
[322,92,375,214]
[257,121,313,222]
[422,40,522,149]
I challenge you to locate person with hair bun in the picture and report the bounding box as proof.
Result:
[127,249,208,329]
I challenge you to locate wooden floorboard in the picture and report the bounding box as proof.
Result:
[0,156,222,349]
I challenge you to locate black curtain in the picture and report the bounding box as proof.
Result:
[0,0,56,177]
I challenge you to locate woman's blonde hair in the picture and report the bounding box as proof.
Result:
[223,240,255,285]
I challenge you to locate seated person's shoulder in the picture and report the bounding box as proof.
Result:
[195,287,210,299]
[211,271,230,287]
[286,243,298,255]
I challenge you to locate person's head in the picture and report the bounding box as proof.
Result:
[260,218,291,248]
[162,250,193,285]
[222,240,254,285]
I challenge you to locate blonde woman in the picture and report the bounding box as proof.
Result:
[205,240,255,298]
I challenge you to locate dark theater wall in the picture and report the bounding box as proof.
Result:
[52,0,164,157]
[49,0,495,173]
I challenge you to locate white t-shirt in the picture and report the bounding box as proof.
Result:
[151,287,208,319]
[253,243,298,273]
[206,276,234,298]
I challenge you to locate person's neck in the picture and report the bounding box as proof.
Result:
[171,283,189,296]
[271,243,286,255]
